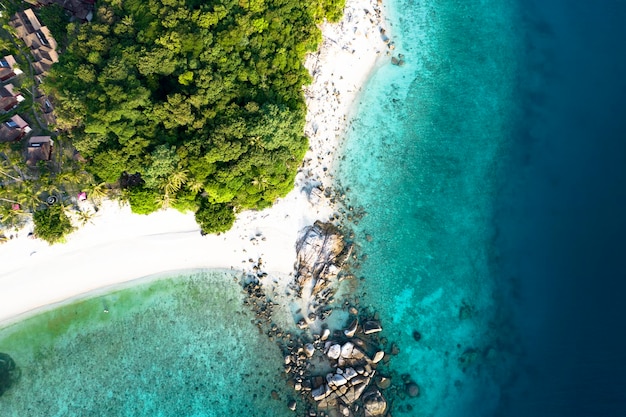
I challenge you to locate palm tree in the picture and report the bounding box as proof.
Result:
[187,178,204,194]
[155,192,172,209]
[14,184,42,211]
[0,204,26,231]
[251,176,268,191]
[75,209,96,226]
[162,169,189,195]
[87,182,108,203]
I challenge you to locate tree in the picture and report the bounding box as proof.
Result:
[43,0,344,234]
[195,199,235,234]
[32,204,75,244]
[126,188,160,215]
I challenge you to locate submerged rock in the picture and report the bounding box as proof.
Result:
[288,399,297,411]
[406,382,420,397]
[0,353,19,397]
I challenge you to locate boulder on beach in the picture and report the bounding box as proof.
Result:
[312,384,330,401]
[340,342,355,358]
[294,222,352,300]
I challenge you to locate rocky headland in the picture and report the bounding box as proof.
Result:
[243,221,420,416]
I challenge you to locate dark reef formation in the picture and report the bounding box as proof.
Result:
[0,352,20,398]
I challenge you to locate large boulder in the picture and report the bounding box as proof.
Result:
[0,353,19,397]
[293,222,352,302]
[363,320,382,335]
[327,344,341,360]
[362,389,387,416]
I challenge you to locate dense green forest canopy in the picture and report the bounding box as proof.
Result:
[44,0,344,233]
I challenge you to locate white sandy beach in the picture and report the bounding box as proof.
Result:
[0,0,390,325]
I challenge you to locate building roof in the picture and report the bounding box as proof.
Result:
[0,55,17,69]
[9,9,59,75]
[23,9,42,32]
[27,136,53,166]
[0,84,23,111]
[10,115,28,129]
[0,55,22,82]
[0,115,30,143]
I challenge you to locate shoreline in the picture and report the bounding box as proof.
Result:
[0,0,390,325]
[0,267,233,329]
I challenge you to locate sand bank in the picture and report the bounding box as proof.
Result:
[0,0,389,324]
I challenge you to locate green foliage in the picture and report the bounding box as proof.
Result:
[36,4,71,46]
[126,188,160,215]
[43,0,344,233]
[32,205,74,244]
[195,199,235,235]
[170,188,199,213]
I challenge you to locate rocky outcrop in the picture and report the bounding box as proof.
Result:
[293,221,352,316]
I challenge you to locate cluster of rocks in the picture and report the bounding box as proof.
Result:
[282,315,393,417]
[391,54,406,67]
[242,275,276,331]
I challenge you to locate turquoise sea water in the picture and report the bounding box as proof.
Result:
[0,271,295,417]
[337,0,521,415]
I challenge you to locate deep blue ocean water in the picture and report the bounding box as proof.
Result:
[493,1,626,416]
[338,0,626,416]
[1,1,625,416]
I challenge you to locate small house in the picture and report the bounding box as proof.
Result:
[0,84,25,113]
[27,136,53,166]
[0,115,31,143]
[0,56,23,82]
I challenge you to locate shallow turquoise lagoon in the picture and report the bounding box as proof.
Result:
[337,0,521,415]
[0,270,294,417]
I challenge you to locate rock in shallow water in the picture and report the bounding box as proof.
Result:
[304,343,315,357]
[0,353,19,398]
[344,318,358,338]
[362,388,387,416]
[406,382,420,397]
[288,399,297,411]
[363,320,382,335]
[327,344,341,360]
